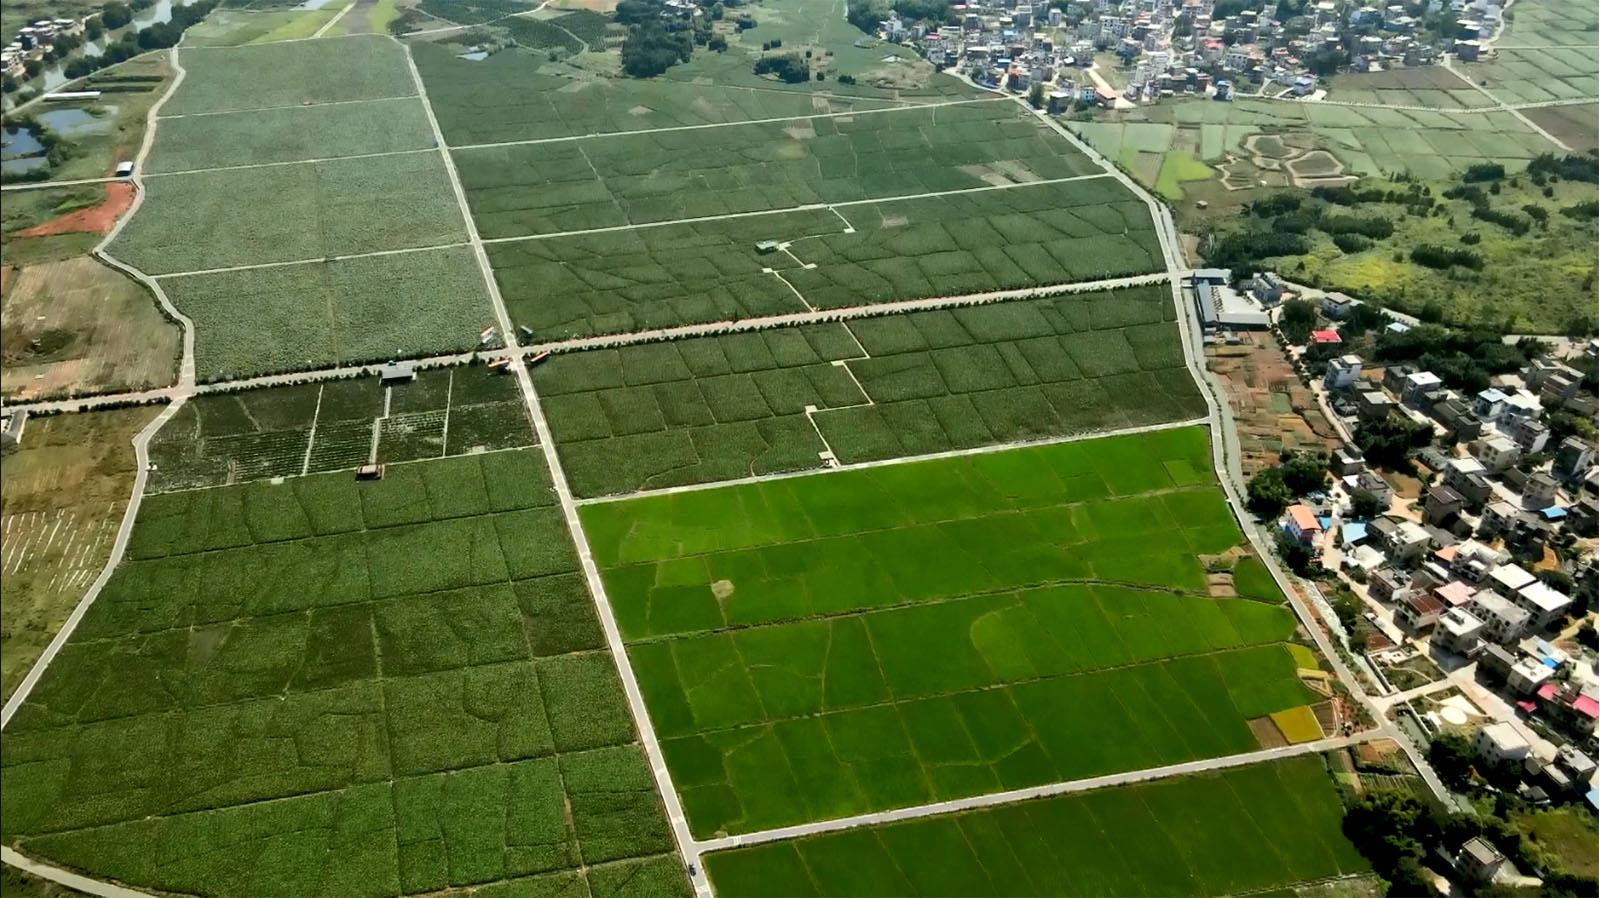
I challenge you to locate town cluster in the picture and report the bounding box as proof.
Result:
[873,0,1504,107]
[3,16,87,82]
[1278,287,1596,812]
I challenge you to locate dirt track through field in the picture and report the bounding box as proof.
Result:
[17,184,136,237]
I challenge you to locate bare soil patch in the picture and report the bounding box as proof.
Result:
[1,255,180,400]
[16,182,135,238]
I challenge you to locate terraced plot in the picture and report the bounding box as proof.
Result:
[147,369,532,491]
[534,286,1205,497]
[163,34,417,116]
[455,100,1099,237]
[706,756,1368,896]
[0,451,689,897]
[493,179,1162,340]
[581,428,1322,837]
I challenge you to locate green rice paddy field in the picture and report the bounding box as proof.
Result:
[534,286,1205,497]
[492,179,1162,340]
[0,450,689,897]
[581,427,1325,837]
[454,100,1100,237]
[706,756,1368,896]
[147,369,533,492]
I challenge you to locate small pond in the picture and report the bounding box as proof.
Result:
[36,106,115,136]
[1,123,45,159]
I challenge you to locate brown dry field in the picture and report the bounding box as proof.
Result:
[0,405,161,699]
[1207,331,1341,477]
[1,256,180,401]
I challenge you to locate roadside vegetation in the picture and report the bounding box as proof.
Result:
[1199,155,1600,333]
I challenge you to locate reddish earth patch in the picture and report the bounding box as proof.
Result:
[17,182,135,238]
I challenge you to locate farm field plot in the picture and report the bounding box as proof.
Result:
[535,286,1204,497]
[146,368,533,492]
[0,450,690,898]
[0,407,160,700]
[1491,0,1599,53]
[1523,102,1599,152]
[1,256,181,401]
[1072,98,1562,184]
[1326,67,1492,109]
[182,7,346,46]
[159,246,495,380]
[109,151,468,275]
[454,100,1098,237]
[491,179,1161,340]
[412,42,903,146]
[581,428,1325,836]
[1468,47,1599,105]
[706,756,1368,896]
[143,100,437,173]
[161,34,417,116]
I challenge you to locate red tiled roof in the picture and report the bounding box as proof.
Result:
[1288,504,1321,531]
[1311,329,1342,344]
[1573,695,1599,719]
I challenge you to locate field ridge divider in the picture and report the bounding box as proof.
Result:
[447,95,1012,151]
[480,172,1114,245]
[696,732,1374,854]
[575,415,1204,506]
[156,93,421,120]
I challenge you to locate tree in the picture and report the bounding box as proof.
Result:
[1428,732,1477,791]
[101,0,132,28]
[1247,467,1294,517]
[1027,81,1045,109]
[1349,489,1383,519]
[1277,298,1318,345]
[1275,531,1314,575]
[1279,450,1328,495]
[1355,416,1431,470]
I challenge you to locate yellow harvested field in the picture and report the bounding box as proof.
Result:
[1270,705,1326,744]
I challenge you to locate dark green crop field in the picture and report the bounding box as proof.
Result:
[0,450,689,897]
[148,369,532,492]
[490,179,1162,341]
[454,101,1099,237]
[164,35,417,116]
[580,428,1318,837]
[705,756,1368,896]
[533,286,1204,497]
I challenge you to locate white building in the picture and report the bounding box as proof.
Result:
[1434,607,1484,654]
[1515,581,1571,630]
[1470,590,1530,644]
[1325,355,1363,390]
[1475,721,1530,764]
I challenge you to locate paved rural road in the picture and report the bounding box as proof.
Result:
[404,40,721,898]
[452,95,1014,151]
[1248,93,1597,114]
[1441,55,1573,152]
[1,848,151,898]
[0,176,122,192]
[699,732,1375,852]
[0,271,1171,416]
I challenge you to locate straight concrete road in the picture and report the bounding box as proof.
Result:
[0,848,152,898]
[0,271,1170,417]
[452,95,1013,151]
[0,176,120,192]
[404,41,717,898]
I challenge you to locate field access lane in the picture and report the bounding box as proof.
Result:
[449,95,1015,150]
[697,731,1376,853]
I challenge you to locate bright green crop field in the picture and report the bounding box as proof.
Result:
[580,427,1319,837]
[163,34,418,116]
[491,179,1162,341]
[454,100,1100,237]
[0,450,689,897]
[533,286,1205,497]
[705,756,1368,896]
